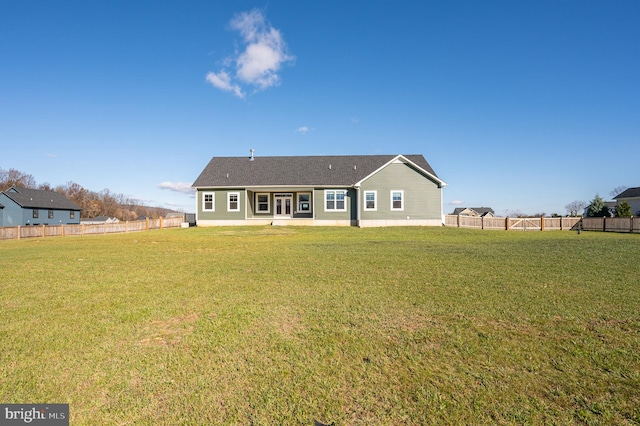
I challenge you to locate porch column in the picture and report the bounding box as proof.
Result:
[355,186,361,227]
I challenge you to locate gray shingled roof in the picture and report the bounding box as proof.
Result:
[192,154,441,188]
[2,187,81,210]
[451,207,495,216]
[614,187,640,199]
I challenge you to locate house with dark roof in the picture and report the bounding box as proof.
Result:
[81,216,119,225]
[614,187,640,216]
[450,207,496,217]
[192,154,447,227]
[0,186,81,227]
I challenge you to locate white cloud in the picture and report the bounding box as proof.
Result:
[205,71,244,98]
[206,9,294,97]
[296,126,310,134]
[158,182,195,194]
[449,200,463,205]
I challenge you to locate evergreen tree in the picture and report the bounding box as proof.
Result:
[615,201,632,217]
[587,194,606,217]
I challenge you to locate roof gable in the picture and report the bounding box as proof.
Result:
[2,186,81,210]
[193,154,444,188]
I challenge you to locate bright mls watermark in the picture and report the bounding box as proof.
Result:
[0,405,68,425]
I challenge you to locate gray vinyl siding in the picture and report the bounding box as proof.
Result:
[360,162,441,220]
[313,188,356,221]
[197,189,245,220]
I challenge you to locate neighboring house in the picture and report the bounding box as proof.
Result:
[81,216,120,225]
[0,186,81,227]
[614,187,640,216]
[451,207,495,217]
[192,154,447,227]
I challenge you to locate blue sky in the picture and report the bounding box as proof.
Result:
[1,1,638,215]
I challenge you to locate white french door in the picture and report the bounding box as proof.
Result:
[274,193,293,218]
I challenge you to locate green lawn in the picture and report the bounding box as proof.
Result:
[1,227,638,425]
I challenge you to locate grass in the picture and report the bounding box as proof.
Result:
[0,226,639,425]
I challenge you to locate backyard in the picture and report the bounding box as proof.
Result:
[0,226,638,425]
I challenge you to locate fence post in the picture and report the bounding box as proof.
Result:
[603,217,607,232]
[541,217,545,231]
[457,214,461,228]
[146,218,150,230]
[41,224,46,237]
[505,217,510,231]
[160,217,163,229]
[17,226,21,240]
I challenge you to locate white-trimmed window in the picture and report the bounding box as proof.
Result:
[325,190,347,211]
[256,193,270,213]
[391,190,404,211]
[203,192,215,211]
[364,191,377,211]
[297,193,311,212]
[227,192,240,212]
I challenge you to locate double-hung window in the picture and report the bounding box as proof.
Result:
[203,192,215,211]
[391,190,404,211]
[48,209,54,219]
[256,193,270,213]
[33,209,39,219]
[325,190,347,211]
[227,192,240,212]
[364,191,377,211]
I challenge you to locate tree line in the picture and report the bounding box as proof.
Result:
[0,167,178,221]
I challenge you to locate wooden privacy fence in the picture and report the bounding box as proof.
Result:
[445,215,582,231]
[0,216,184,241]
[580,217,640,233]
[445,215,640,233]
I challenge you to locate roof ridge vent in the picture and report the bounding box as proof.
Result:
[329,164,332,170]
[250,148,255,161]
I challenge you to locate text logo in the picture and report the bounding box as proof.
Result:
[0,405,68,426]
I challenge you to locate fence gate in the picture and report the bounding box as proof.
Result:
[509,218,542,231]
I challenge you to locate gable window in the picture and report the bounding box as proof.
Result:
[48,209,54,219]
[325,190,347,211]
[256,193,270,213]
[203,192,215,211]
[297,193,311,212]
[364,191,377,211]
[33,209,39,219]
[391,190,404,211]
[228,192,240,212]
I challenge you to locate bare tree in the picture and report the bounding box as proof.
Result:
[565,200,587,217]
[0,168,37,191]
[610,186,628,198]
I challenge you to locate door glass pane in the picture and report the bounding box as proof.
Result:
[276,199,282,215]
[285,199,291,215]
